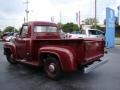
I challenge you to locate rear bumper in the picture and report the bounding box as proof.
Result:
[84,58,108,73]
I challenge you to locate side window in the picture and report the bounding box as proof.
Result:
[20,26,28,37]
[97,31,103,35]
[89,30,97,35]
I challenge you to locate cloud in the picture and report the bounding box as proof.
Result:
[29,0,96,23]
[0,0,119,30]
[0,0,24,14]
[0,0,25,29]
[48,0,79,5]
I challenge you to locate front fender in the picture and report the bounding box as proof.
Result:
[39,46,77,71]
[4,42,16,58]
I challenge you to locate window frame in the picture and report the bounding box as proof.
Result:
[20,25,28,38]
[33,25,58,33]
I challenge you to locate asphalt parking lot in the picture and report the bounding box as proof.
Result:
[0,42,120,90]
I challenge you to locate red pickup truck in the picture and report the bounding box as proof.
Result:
[3,21,107,80]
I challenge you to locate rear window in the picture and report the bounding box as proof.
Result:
[34,26,57,32]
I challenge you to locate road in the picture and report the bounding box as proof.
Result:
[0,42,120,90]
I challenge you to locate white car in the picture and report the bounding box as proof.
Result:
[69,29,105,40]
[5,33,17,42]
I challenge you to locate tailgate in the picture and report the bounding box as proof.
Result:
[84,40,104,61]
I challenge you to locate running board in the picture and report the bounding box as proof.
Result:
[16,59,40,66]
[84,59,108,74]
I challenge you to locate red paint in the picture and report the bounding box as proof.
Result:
[3,21,105,72]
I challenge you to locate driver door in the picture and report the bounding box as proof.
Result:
[15,25,28,59]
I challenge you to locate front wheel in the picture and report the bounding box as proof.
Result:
[6,52,17,64]
[43,56,62,80]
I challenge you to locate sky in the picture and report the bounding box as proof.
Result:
[0,0,119,30]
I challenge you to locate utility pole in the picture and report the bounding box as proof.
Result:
[59,11,62,29]
[24,0,29,23]
[95,0,97,29]
[60,11,62,24]
[24,17,25,23]
[118,6,120,25]
[78,11,80,29]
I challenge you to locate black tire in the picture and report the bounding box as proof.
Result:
[79,67,84,73]
[78,66,85,73]
[43,56,62,80]
[6,52,17,64]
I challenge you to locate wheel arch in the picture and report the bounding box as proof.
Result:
[4,43,16,58]
[4,48,11,55]
[39,47,77,72]
[39,52,62,69]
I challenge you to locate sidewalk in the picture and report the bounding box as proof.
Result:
[115,38,120,45]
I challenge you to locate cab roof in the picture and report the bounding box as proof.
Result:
[23,21,57,27]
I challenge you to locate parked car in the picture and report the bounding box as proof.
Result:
[69,29,105,40]
[1,32,13,41]
[1,32,17,42]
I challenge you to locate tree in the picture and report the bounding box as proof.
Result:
[61,23,78,33]
[0,29,2,38]
[4,26,18,33]
[104,16,118,27]
[83,18,98,25]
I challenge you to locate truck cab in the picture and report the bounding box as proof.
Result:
[14,22,60,59]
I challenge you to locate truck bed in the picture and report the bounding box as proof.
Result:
[33,38,104,64]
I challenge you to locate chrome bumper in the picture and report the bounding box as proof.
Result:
[84,59,108,73]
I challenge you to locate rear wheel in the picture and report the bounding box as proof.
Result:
[6,51,17,64]
[43,56,62,80]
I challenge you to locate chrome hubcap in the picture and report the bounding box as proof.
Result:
[49,63,55,72]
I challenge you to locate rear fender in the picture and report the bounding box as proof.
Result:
[39,46,77,71]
